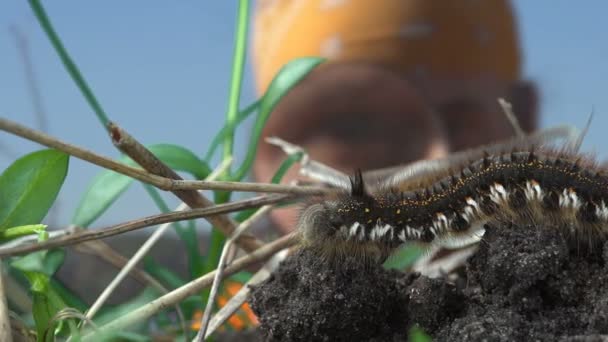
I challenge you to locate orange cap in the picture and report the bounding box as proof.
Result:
[253,0,521,93]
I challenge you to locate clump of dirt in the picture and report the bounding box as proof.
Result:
[249,224,608,341]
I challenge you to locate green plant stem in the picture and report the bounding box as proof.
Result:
[28,0,110,128]
[204,99,259,162]
[222,0,250,161]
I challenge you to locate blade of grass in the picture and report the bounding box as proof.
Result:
[222,0,250,161]
[28,0,110,128]
[204,99,259,162]
[232,57,325,180]
[199,0,252,310]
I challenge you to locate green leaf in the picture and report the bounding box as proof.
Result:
[233,57,325,180]
[50,278,87,312]
[271,152,303,184]
[409,326,432,342]
[143,257,186,289]
[0,224,47,242]
[31,288,54,340]
[383,245,424,270]
[0,149,68,229]
[93,287,160,327]
[11,249,65,278]
[143,144,211,180]
[229,271,253,284]
[16,269,71,340]
[72,144,211,227]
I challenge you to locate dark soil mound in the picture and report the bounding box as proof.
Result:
[249,224,608,341]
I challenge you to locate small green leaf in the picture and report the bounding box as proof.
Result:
[409,326,432,342]
[0,224,47,241]
[72,144,211,227]
[31,288,54,339]
[233,57,325,180]
[93,287,160,327]
[17,269,70,340]
[271,152,303,184]
[229,271,253,284]
[144,144,211,180]
[11,249,65,277]
[0,149,69,229]
[143,257,186,289]
[50,278,87,312]
[383,245,424,270]
[71,169,132,227]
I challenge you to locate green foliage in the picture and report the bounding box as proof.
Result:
[11,243,75,340]
[0,149,68,230]
[383,245,425,270]
[0,224,47,242]
[0,148,77,340]
[232,57,324,180]
[409,326,432,342]
[15,0,328,339]
[29,0,110,127]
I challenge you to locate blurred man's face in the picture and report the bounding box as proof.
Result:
[254,63,537,232]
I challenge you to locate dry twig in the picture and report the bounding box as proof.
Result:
[0,118,331,192]
[0,261,13,342]
[204,250,288,339]
[194,205,273,341]
[83,232,298,340]
[0,194,291,257]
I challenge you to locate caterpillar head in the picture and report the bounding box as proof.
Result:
[297,171,394,263]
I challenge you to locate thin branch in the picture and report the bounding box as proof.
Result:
[0,118,332,198]
[0,261,13,342]
[83,232,298,340]
[266,136,349,188]
[0,228,74,250]
[570,111,594,153]
[76,239,188,337]
[195,205,273,341]
[108,123,248,251]
[75,240,166,289]
[10,25,49,132]
[0,194,291,258]
[498,98,525,138]
[80,205,189,327]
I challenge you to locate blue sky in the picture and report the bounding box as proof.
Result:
[0,1,607,227]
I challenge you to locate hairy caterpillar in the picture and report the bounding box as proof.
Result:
[297,146,608,263]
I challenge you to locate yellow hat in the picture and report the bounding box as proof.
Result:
[253,0,521,93]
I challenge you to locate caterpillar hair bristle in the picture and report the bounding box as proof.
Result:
[297,146,608,264]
